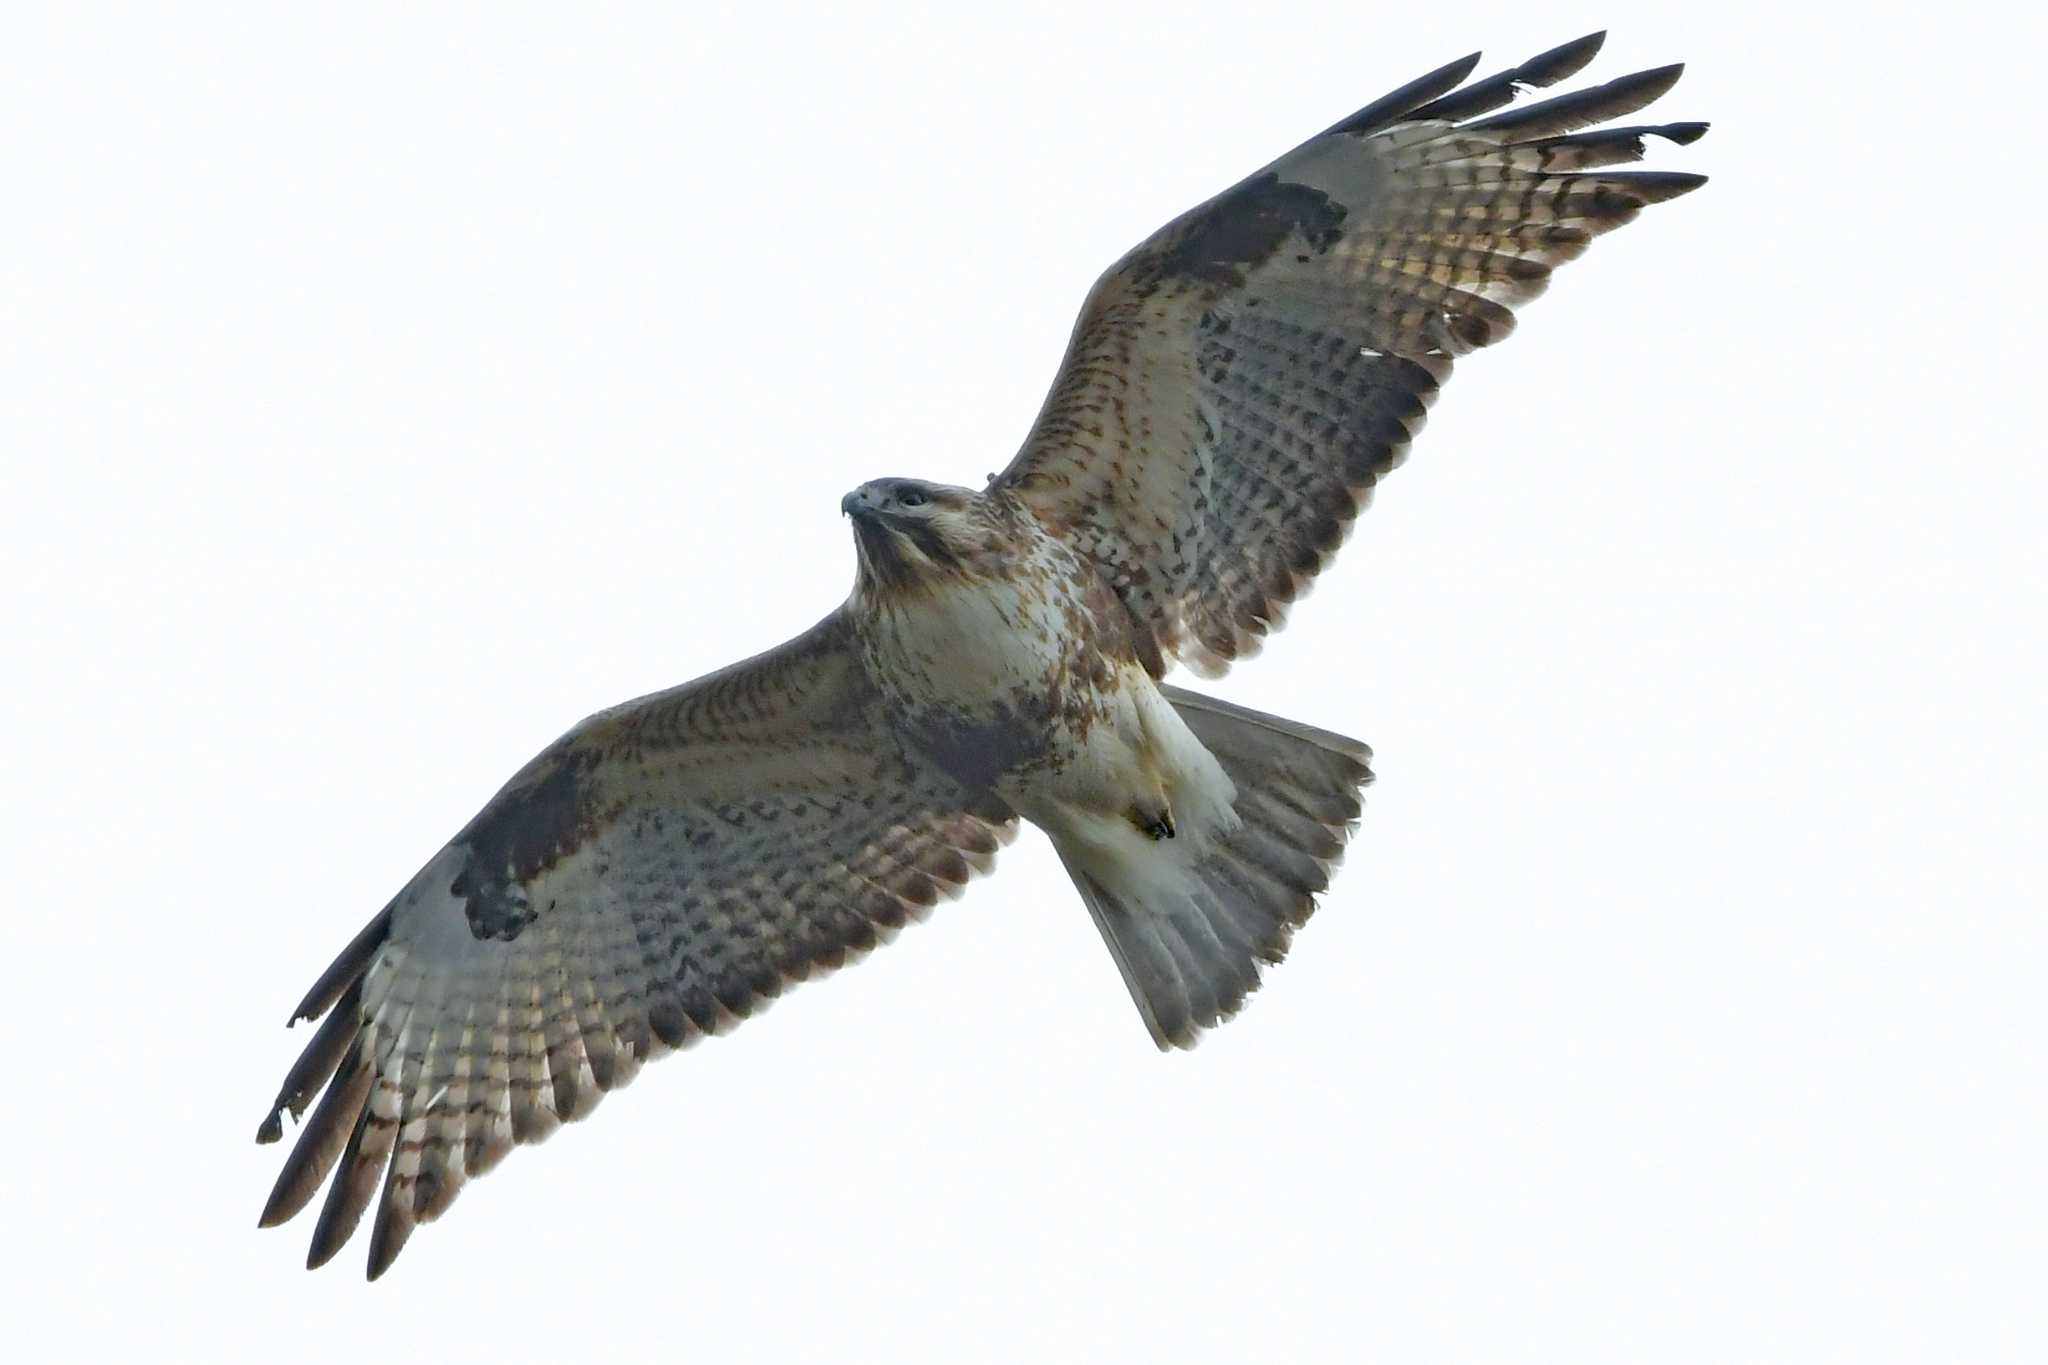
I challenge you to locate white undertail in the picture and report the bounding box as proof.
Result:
[1047,687,1373,1048]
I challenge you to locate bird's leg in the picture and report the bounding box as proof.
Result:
[1129,804,1176,841]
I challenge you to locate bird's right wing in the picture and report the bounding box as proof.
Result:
[992,33,1706,675]
[255,609,1015,1277]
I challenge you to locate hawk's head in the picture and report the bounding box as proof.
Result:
[842,478,1007,597]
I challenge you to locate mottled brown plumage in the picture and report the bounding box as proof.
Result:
[258,32,1704,1278]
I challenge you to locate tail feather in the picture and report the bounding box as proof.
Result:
[1057,689,1373,1048]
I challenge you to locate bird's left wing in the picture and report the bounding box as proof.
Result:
[992,33,1706,675]
[255,609,1015,1277]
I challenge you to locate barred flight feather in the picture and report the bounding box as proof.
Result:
[259,615,1016,1278]
[994,29,1704,676]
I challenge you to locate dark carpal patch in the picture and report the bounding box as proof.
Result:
[451,745,603,942]
[1157,173,1347,288]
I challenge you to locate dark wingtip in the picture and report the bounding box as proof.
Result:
[307,1164,364,1268]
[1469,58,1693,140]
[1408,31,1613,125]
[256,1110,284,1145]
[1318,48,1484,138]
[1540,30,1609,80]
[1637,62,1687,96]
[1655,170,1711,196]
[1664,120,1711,145]
[365,1209,412,1281]
[288,905,395,1026]
[257,1183,296,1230]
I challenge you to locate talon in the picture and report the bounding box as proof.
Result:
[1133,809,1176,841]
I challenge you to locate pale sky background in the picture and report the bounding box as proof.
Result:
[4,3,2043,1361]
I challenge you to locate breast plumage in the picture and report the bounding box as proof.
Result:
[849,485,1130,789]
[845,479,1238,866]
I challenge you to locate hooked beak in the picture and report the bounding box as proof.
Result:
[841,486,874,518]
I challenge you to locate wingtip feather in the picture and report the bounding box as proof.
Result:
[1318,48,1484,138]
[366,1196,416,1281]
[1522,30,1609,86]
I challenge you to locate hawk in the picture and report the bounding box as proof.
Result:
[258,32,1706,1277]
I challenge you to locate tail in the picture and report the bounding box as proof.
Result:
[1054,687,1373,1048]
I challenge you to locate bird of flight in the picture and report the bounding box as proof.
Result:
[257,33,1705,1278]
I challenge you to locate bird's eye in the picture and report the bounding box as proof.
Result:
[897,489,927,508]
